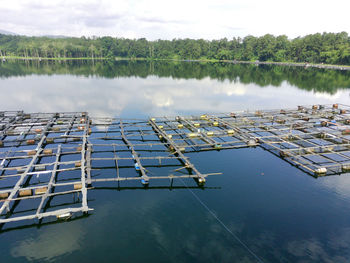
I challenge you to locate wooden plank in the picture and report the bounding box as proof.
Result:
[86,145,92,185]
[113,144,120,180]
[91,172,221,182]
[0,207,93,224]
[80,118,89,212]
[120,120,149,184]
[35,145,61,219]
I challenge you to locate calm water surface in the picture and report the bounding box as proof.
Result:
[1,60,350,262]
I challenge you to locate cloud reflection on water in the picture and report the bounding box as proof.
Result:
[318,175,350,202]
[0,75,348,118]
[11,222,85,261]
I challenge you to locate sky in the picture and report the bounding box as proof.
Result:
[0,0,349,40]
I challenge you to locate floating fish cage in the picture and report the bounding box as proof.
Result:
[0,111,91,226]
[0,111,217,227]
[1,103,350,227]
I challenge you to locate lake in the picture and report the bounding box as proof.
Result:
[1,60,350,262]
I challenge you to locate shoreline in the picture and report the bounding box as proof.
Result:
[2,56,350,71]
[1,56,106,61]
[233,60,350,71]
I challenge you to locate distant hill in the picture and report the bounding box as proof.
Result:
[0,30,69,38]
[0,29,16,35]
[42,35,70,39]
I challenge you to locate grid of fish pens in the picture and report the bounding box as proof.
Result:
[87,118,219,187]
[1,103,350,227]
[148,115,258,153]
[0,111,92,225]
[206,103,350,177]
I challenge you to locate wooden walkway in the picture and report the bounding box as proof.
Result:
[1,103,350,227]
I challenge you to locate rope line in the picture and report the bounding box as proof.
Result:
[180,178,264,263]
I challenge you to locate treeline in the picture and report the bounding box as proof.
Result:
[0,32,350,65]
[1,60,349,94]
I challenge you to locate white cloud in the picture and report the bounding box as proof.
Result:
[0,0,349,39]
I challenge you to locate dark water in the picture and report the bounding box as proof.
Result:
[1,60,350,262]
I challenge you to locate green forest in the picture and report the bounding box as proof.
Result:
[0,32,350,65]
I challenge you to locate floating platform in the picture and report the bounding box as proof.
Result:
[1,104,350,226]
